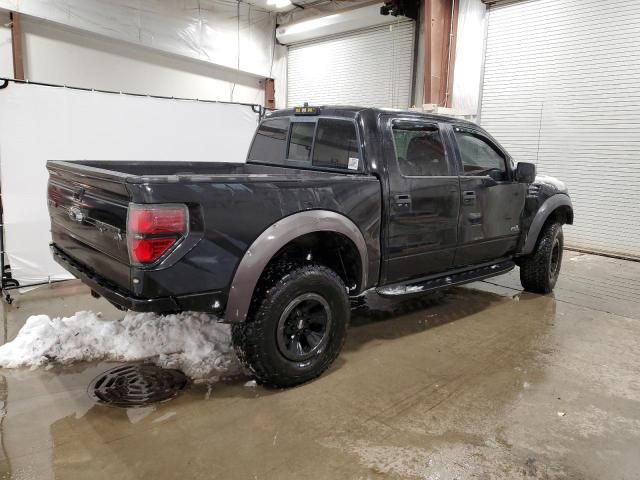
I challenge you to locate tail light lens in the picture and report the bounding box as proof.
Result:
[127,204,188,264]
[128,207,186,235]
[131,238,176,264]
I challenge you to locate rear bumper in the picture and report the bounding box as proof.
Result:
[51,245,226,314]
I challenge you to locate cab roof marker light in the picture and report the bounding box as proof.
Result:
[294,103,319,116]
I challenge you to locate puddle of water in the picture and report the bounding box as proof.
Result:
[0,267,638,479]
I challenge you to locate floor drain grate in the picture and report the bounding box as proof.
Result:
[89,364,189,407]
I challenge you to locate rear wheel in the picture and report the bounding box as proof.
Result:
[232,264,349,388]
[519,221,564,294]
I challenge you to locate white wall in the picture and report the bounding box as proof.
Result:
[273,44,288,109]
[22,18,265,105]
[0,11,12,77]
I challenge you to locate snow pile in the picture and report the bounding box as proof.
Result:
[0,311,243,381]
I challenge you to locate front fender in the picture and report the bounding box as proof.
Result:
[520,194,573,256]
[223,210,369,323]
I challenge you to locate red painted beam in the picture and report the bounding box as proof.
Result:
[10,11,25,80]
[423,0,458,107]
[264,78,276,109]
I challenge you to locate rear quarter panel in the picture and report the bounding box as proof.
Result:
[127,174,382,299]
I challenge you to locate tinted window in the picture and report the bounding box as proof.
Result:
[455,129,507,181]
[288,122,315,162]
[392,124,449,176]
[247,118,289,164]
[312,119,360,170]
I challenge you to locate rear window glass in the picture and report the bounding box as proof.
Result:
[312,119,360,170]
[287,122,315,161]
[247,116,361,171]
[247,118,289,163]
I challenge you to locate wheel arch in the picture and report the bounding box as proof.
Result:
[520,194,573,256]
[224,210,369,323]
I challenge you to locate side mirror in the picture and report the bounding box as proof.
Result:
[515,162,536,183]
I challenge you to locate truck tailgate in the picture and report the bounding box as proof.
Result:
[47,163,131,289]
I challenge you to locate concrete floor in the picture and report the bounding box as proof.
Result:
[1,251,639,479]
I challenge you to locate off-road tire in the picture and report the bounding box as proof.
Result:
[232,264,350,388]
[519,221,564,294]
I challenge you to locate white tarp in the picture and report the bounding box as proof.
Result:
[0,0,277,78]
[0,81,259,286]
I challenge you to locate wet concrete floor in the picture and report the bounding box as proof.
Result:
[0,251,639,479]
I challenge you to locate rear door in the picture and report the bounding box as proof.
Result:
[382,117,461,284]
[448,125,525,267]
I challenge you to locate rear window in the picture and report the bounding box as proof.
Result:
[247,118,289,163]
[288,122,315,161]
[312,119,360,170]
[248,117,361,171]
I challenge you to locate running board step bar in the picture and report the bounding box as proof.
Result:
[377,260,515,297]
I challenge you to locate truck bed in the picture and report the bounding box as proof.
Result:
[47,160,382,314]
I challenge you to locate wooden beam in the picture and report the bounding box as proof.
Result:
[444,0,459,107]
[264,78,276,109]
[10,11,25,80]
[423,0,458,107]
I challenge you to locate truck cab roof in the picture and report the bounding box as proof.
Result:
[265,105,477,129]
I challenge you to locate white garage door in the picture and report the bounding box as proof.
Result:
[480,0,640,259]
[287,21,415,109]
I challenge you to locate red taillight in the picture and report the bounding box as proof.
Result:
[131,238,176,263]
[128,208,185,235]
[127,204,188,264]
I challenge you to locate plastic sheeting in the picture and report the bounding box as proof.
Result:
[0,82,259,286]
[277,0,369,27]
[451,0,486,116]
[0,0,277,78]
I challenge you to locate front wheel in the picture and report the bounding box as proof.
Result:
[519,222,564,294]
[232,264,349,388]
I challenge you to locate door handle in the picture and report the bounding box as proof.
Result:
[462,191,476,205]
[394,194,411,207]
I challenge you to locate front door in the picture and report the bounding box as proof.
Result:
[382,118,461,284]
[449,125,526,267]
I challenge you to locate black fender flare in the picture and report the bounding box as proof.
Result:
[223,210,369,323]
[520,194,573,256]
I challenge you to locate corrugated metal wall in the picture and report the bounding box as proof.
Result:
[481,0,640,259]
[287,21,415,109]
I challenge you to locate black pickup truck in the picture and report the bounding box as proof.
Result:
[47,106,573,387]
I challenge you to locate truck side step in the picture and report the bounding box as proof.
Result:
[376,259,515,297]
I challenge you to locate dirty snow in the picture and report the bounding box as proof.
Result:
[0,311,243,381]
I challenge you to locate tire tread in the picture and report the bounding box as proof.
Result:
[232,262,348,388]
[520,221,563,294]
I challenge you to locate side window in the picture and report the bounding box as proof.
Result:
[247,118,289,164]
[392,123,449,176]
[312,119,360,170]
[287,122,315,162]
[454,129,508,181]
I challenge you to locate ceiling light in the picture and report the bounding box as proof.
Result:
[267,0,292,9]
